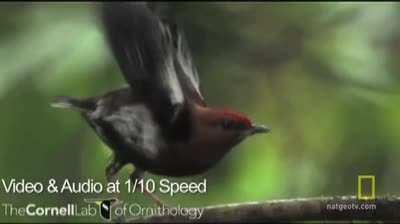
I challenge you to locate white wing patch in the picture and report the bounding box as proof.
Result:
[163,53,184,105]
[176,33,202,97]
[159,22,185,106]
[174,32,204,102]
[96,104,163,159]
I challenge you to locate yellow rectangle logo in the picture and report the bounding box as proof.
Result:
[357,175,375,200]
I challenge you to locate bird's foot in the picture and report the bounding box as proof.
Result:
[130,168,168,207]
[105,156,125,213]
[105,156,125,183]
[143,188,168,208]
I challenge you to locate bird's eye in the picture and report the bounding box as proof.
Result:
[236,123,246,130]
[221,119,234,129]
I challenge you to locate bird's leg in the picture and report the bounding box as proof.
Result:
[106,155,125,182]
[105,156,125,207]
[130,167,166,207]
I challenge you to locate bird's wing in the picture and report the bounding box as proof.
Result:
[100,2,185,126]
[146,2,205,106]
[171,24,206,106]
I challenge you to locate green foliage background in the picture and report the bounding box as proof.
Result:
[0,2,399,222]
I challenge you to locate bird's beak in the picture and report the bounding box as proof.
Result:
[250,124,270,135]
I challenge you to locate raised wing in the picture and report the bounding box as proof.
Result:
[100,2,184,126]
[171,25,205,106]
[148,2,205,105]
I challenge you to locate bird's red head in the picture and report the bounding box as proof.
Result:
[211,108,269,135]
[216,109,252,129]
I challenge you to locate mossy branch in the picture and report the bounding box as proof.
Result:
[126,195,400,223]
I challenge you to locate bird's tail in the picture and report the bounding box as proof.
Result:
[51,96,95,112]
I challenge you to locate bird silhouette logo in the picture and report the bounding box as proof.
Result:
[100,200,112,220]
[84,198,116,221]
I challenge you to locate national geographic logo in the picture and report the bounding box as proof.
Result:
[357,175,376,200]
[84,198,116,221]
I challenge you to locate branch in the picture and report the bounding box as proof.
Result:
[127,195,400,223]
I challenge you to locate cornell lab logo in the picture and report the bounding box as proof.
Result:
[100,200,112,220]
[84,198,116,221]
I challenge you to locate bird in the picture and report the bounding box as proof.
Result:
[52,2,270,205]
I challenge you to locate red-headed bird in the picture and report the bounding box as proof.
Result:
[52,2,269,203]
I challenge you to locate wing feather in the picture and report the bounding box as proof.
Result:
[173,28,205,105]
[100,3,206,127]
[100,2,184,125]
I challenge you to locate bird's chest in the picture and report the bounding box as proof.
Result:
[151,137,233,176]
[88,104,165,161]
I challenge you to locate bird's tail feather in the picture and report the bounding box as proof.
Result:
[51,96,95,112]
